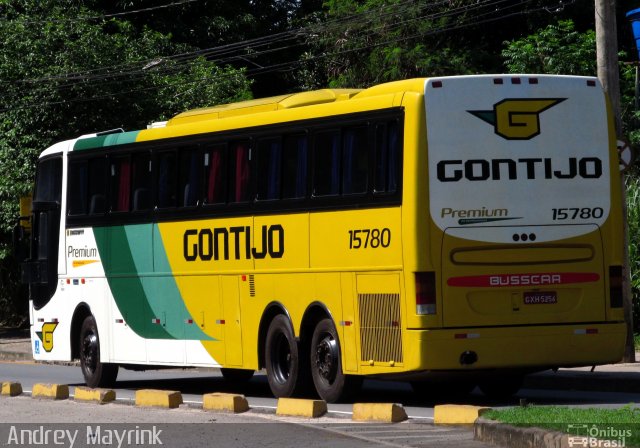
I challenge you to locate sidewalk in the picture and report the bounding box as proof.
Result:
[2,327,640,395]
[0,327,31,361]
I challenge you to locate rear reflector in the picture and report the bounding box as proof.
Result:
[609,265,623,308]
[416,272,436,315]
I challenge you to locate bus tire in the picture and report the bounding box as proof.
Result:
[79,315,118,388]
[220,368,254,383]
[310,318,361,403]
[478,374,523,399]
[265,314,307,397]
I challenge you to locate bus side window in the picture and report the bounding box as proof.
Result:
[179,148,201,207]
[256,138,282,201]
[88,157,107,215]
[204,145,226,205]
[157,151,178,209]
[68,160,88,216]
[282,134,308,199]
[313,130,340,197]
[342,125,368,195]
[374,121,400,194]
[229,141,251,203]
[109,156,131,212]
[131,153,152,212]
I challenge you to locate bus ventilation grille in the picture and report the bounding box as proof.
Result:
[358,293,403,364]
[249,275,256,297]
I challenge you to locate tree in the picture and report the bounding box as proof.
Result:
[0,0,253,325]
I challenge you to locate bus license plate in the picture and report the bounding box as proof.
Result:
[523,291,557,305]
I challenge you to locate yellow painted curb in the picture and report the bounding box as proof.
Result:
[433,404,491,425]
[352,403,408,422]
[203,393,249,413]
[276,398,327,418]
[135,389,183,408]
[32,383,69,400]
[1,382,22,396]
[74,386,116,404]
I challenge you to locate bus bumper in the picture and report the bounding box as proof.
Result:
[406,322,626,372]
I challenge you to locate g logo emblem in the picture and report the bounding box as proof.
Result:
[469,98,565,140]
[36,322,58,353]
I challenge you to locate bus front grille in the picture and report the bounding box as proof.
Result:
[358,293,403,364]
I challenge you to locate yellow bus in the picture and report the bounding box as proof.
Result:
[18,75,626,402]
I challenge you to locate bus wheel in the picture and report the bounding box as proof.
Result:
[79,315,118,388]
[265,315,306,397]
[311,318,361,403]
[220,368,254,383]
[478,374,523,399]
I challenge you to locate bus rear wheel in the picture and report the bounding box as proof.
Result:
[79,315,118,388]
[265,314,309,397]
[310,318,361,403]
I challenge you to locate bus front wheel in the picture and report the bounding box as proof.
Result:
[79,315,118,388]
[310,318,361,403]
[265,314,308,397]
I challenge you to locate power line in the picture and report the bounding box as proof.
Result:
[0,0,200,25]
[0,0,568,113]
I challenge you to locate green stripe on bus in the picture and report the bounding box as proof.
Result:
[74,131,140,151]
[93,226,173,340]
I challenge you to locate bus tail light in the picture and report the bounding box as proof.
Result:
[609,266,623,308]
[416,272,436,315]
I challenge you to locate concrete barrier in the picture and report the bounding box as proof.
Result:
[434,404,490,425]
[135,389,183,408]
[352,403,407,422]
[1,381,22,396]
[74,386,116,404]
[276,398,327,418]
[32,383,69,400]
[203,393,249,413]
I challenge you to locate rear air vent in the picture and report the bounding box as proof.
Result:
[358,293,403,363]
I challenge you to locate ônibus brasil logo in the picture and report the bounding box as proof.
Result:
[468,98,566,140]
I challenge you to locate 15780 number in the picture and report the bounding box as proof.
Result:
[348,228,391,249]
[551,207,604,220]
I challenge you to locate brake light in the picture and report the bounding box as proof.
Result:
[609,266,623,308]
[416,272,436,315]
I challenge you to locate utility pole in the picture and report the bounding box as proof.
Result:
[595,0,635,363]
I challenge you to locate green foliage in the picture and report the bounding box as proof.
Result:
[627,175,640,332]
[300,0,480,88]
[0,0,253,325]
[485,405,640,446]
[502,20,596,75]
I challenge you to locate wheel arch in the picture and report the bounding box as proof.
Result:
[257,301,292,369]
[299,301,335,357]
[70,302,92,360]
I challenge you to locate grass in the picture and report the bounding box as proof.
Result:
[484,406,640,446]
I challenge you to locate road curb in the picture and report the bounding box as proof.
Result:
[135,389,183,408]
[276,398,327,418]
[474,417,572,448]
[203,393,249,413]
[352,403,408,422]
[0,352,32,362]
